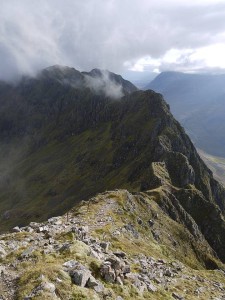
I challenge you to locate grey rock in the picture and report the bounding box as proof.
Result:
[69,265,91,287]
[148,220,154,227]
[100,242,110,252]
[116,276,123,285]
[132,279,147,294]
[29,222,41,229]
[139,258,148,269]
[151,230,160,241]
[122,264,131,274]
[20,247,35,259]
[116,208,124,214]
[107,255,125,271]
[124,223,139,238]
[137,217,143,225]
[26,227,34,233]
[125,273,139,282]
[48,217,62,225]
[154,278,161,284]
[38,226,49,233]
[90,248,103,260]
[172,292,184,300]
[100,261,116,283]
[72,225,89,240]
[104,270,116,283]
[41,282,56,293]
[59,243,71,253]
[48,238,55,244]
[86,275,104,293]
[0,245,7,258]
[158,259,166,264]
[113,251,126,258]
[171,261,184,271]
[12,226,21,232]
[63,260,78,269]
[146,282,157,292]
[26,279,57,299]
[0,265,6,274]
[112,230,121,236]
[194,286,205,295]
[164,268,173,277]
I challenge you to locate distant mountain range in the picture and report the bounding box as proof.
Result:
[146,71,225,157]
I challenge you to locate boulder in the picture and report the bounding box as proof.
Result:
[69,264,91,287]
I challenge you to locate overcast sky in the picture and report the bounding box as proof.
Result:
[1,0,225,80]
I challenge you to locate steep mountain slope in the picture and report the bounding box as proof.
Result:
[146,71,225,157]
[0,190,225,300]
[198,149,225,186]
[0,66,225,266]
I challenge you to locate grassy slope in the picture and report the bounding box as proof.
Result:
[0,104,156,232]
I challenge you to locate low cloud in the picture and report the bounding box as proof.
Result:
[84,71,124,99]
[1,0,225,81]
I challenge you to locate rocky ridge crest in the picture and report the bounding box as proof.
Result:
[0,190,225,299]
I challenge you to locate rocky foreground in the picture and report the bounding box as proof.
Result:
[0,190,225,300]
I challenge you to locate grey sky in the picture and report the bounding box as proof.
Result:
[1,0,225,80]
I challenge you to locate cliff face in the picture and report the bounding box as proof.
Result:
[0,67,225,266]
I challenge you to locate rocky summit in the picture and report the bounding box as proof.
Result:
[0,66,225,299]
[0,190,225,300]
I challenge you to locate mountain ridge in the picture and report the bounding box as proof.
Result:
[0,66,225,266]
